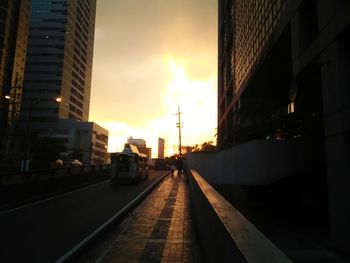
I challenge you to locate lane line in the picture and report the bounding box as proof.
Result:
[55,171,169,263]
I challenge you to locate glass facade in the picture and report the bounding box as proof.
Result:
[218,0,290,147]
[233,0,288,93]
[0,0,31,159]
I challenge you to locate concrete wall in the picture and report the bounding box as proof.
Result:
[187,139,319,185]
[188,169,292,262]
[318,0,350,252]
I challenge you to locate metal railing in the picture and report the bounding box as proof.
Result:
[0,164,110,186]
[0,164,111,209]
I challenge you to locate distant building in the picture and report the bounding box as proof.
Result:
[127,136,146,147]
[158,137,165,159]
[22,0,97,123]
[127,136,151,158]
[76,122,109,164]
[0,0,31,161]
[140,147,152,158]
[30,119,108,164]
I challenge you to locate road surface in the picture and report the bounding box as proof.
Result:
[0,170,168,263]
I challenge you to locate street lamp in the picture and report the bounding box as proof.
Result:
[3,91,62,170]
[21,96,62,172]
[3,92,22,163]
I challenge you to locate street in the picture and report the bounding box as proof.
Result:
[0,170,168,263]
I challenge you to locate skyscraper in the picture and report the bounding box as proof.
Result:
[158,137,165,159]
[0,0,31,160]
[218,0,291,148]
[22,0,96,124]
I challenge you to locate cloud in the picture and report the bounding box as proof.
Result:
[90,0,218,155]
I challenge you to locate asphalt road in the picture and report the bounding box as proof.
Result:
[0,170,169,263]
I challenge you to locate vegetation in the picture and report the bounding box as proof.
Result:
[68,148,83,161]
[181,141,216,154]
[30,137,66,169]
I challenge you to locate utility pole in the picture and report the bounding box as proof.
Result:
[175,106,183,158]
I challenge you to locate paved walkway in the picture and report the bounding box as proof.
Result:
[95,172,201,263]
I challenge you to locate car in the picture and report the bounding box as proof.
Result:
[65,159,83,167]
[71,159,83,166]
[51,159,64,167]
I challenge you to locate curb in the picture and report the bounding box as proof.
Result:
[56,171,169,263]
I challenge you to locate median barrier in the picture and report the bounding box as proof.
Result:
[188,169,292,263]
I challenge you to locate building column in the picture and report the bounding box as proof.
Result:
[321,38,350,252]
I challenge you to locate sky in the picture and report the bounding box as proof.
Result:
[89,0,218,157]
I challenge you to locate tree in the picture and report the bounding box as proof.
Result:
[68,148,83,161]
[30,137,66,169]
[186,141,216,153]
[200,141,216,152]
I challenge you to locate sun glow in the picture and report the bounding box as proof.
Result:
[96,55,217,157]
[90,0,218,158]
[162,56,217,147]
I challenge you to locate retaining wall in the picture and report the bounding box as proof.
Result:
[188,169,292,263]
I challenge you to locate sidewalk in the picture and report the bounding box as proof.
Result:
[95,172,201,263]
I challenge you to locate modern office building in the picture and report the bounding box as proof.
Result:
[0,0,31,161]
[218,0,350,253]
[74,121,108,164]
[22,0,96,123]
[32,119,108,164]
[218,0,293,147]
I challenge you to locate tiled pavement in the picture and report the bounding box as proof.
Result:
[95,172,201,263]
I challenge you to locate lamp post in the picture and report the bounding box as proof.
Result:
[1,74,23,163]
[3,92,62,170]
[3,85,22,163]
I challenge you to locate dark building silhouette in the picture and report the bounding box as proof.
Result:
[218,0,350,253]
[0,0,31,161]
[22,0,96,123]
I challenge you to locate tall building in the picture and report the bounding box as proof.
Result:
[0,0,31,161]
[218,0,350,253]
[22,0,96,123]
[158,137,165,159]
[218,0,292,147]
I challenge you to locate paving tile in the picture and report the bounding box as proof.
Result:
[96,173,201,263]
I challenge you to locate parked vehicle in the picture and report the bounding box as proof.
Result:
[51,159,64,167]
[64,159,83,167]
[71,159,83,166]
[111,144,149,182]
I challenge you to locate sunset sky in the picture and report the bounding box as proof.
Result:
[89,0,218,157]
